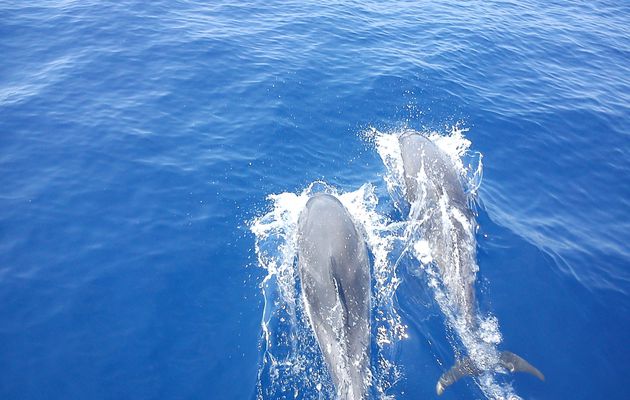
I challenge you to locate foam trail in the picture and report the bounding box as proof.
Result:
[250,182,406,399]
[372,126,520,400]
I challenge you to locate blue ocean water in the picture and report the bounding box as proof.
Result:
[1,0,628,399]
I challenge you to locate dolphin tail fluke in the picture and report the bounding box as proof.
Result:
[499,351,545,381]
[436,357,481,395]
[436,352,544,395]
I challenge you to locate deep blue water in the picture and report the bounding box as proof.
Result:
[1,1,629,399]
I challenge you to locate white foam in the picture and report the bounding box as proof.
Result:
[250,181,405,399]
[413,240,433,264]
[372,126,517,399]
[252,126,513,399]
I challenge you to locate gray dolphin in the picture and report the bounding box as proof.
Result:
[297,193,371,400]
[398,132,544,395]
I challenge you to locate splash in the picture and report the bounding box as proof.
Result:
[250,182,406,399]
[371,126,520,400]
[251,126,518,399]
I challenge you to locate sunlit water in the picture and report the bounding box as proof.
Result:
[1,1,628,399]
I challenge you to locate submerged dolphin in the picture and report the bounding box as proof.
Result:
[297,193,371,400]
[398,132,544,395]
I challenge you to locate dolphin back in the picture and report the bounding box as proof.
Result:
[399,131,467,207]
[297,193,371,399]
[397,133,544,395]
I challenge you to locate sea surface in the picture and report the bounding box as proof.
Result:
[1,1,628,399]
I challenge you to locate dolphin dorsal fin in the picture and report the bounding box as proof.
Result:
[329,258,349,324]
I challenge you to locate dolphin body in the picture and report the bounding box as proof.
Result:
[297,193,371,400]
[398,132,544,395]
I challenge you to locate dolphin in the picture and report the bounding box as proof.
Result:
[398,131,544,395]
[297,193,371,400]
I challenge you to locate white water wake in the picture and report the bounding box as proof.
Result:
[250,182,406,399]
[250,126,520,399]
[372,126,521,400]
